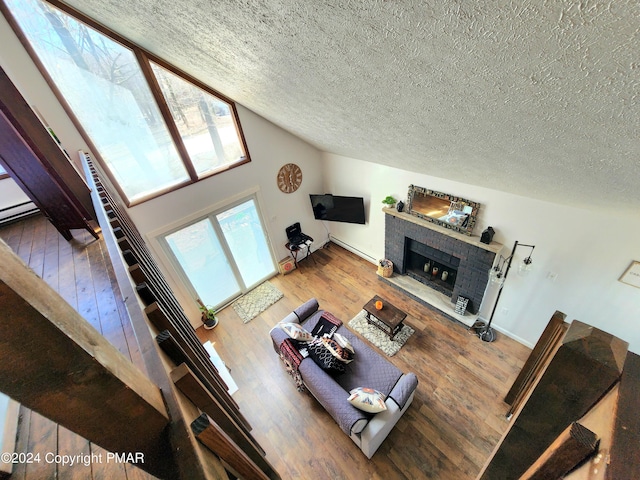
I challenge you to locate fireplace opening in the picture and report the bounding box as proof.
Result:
[404,239,460,297]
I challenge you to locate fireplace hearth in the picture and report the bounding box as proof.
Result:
[383,208,502,315]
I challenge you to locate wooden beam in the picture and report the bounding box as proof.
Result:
[155,329,248,432]
[147,304,248,429]
[521,422,599,479]
[172,364,280,480]
[505,310,567,405]
[0,239,171,477]
[192,414,271,480]
[0,398,19,478]
[0,66,96,226]
[81,153,221,479]
[607,352,640,479]
[506,314,569,418]
[480,320,627,480]
[564,384,619,479]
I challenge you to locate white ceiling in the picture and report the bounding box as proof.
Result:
[62,0,639,211]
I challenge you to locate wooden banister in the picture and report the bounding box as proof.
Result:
[0,239,170,476]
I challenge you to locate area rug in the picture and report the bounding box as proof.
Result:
[233,281,284,323]
[347,310,415,356]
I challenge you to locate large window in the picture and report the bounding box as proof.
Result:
[3,0,250,205]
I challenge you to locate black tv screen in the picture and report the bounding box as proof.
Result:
[310,194,366,224]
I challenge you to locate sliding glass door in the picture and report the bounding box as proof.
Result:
[163,196,276,308]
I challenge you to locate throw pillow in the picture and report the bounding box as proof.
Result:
[279,322,314,342]
[321,333,355,363]
[307,340,346,374]
[348,387,387,413]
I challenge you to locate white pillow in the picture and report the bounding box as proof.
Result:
[348,387,387,413]
[279,322,314,342]
[321,333,355,363]
[334,333,354,356]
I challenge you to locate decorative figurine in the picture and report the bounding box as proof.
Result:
[481,226,495,244]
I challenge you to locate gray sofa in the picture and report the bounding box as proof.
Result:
[269,298,418,458]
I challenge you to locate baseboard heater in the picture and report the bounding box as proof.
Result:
[328,235,377,264]
[0,201,39,226]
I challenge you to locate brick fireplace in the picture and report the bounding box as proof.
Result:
[383,209,501,315]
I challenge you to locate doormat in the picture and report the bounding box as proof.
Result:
[347,310,415,356]
[233,281,284,323]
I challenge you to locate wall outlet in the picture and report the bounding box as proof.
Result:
[501,307,509,315]
[547,271,558,282]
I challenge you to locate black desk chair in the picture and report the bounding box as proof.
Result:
[285,222,316,267]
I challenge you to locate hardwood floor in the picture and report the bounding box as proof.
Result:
[1,214,530,479]
[0,215,156,480]
[197,242,531,480]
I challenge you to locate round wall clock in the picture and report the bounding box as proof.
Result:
[277,163,303,193]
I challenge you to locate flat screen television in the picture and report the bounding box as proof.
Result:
[309,194,366,224]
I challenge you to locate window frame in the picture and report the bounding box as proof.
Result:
[0,0,251,206]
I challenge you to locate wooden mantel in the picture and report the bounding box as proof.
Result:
[383,208,503,254]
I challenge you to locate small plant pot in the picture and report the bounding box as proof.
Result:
[203,317,218,330]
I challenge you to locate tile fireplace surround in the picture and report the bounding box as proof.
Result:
[382,208,503,322]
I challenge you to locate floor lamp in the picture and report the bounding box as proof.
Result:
[470,240,535,342]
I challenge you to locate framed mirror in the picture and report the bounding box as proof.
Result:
[406,185,480,236]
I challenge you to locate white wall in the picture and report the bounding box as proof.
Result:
[130,104,324,247]
[133,105,324,325]
[0,177,32,221]
[0,14,324,327]
[322,153,640,354]
[3,12,639,353]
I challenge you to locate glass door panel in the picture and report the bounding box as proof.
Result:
[162,195,276,310]
[165,218,241,307]
[216,199,275,289]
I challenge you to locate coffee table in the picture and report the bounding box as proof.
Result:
[363,295,407,340]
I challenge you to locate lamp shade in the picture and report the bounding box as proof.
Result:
[518,257,533,276]
[489,267,505,286]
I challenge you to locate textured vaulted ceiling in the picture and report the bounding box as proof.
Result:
[62,0,639,211]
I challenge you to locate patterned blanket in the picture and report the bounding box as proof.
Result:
[279,338,306,391]
[311,312,342,337]
[278,311,343,391]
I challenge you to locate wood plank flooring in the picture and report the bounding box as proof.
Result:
[197,243,531,480]
[0,215,156,480]
[1,214,531,479]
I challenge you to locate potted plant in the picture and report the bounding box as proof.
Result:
[197,299,218,330]
[382,195,397,208]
